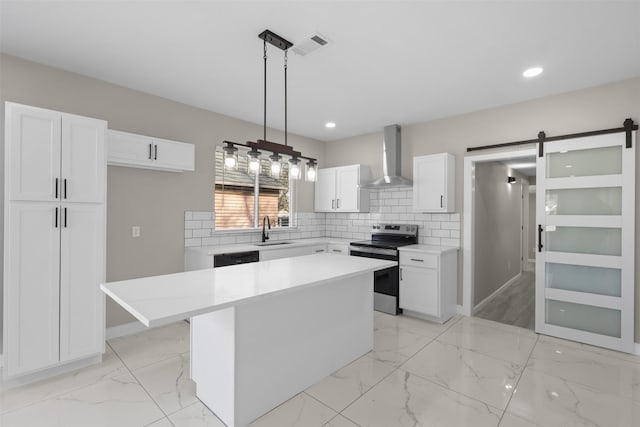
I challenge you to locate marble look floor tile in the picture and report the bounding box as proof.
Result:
[437,317,537,365]
[498,412,543,427]
[464,315,536,336]
[146,417,176,427]
[168,401,226,427]
[305,355,395,412]
[538,334,640,365]
[368,327,433,367]
[324,414,360,427]
[527,338,640,403]
[342,369,503,427]
[133,353,197,415]
[0,345,127,414]
[374,313,460,338]
[402,340,521,410]
[249,392,337,427]
[108,321,190,371]
[0,373,165,427]
[507,369,640,427]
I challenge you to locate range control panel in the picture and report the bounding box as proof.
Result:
[371,223,418,236]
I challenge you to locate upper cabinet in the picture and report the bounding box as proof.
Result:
[413,153,455,212]
[107,129,195,172]
[314,164,370,212]
[6,103,106,203]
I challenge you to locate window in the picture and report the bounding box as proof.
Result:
[214,148,293,230]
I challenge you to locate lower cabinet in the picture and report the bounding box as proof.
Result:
[327,243,349,255]
[4,202,105,377]
[399,248,457,323]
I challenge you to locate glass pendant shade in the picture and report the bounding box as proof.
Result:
[270,153,282,177]
[289,157,300,180]
[223,143,238,170]
[306,160,317,182]
[247,149,261,174]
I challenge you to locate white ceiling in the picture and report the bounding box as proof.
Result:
[1,1,639,141]
[501,156,536,177]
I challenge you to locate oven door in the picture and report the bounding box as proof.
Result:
[350,247,400,314]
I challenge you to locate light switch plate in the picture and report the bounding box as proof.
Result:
[132,226,141,238]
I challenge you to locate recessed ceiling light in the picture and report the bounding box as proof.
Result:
[325,122,336,129]
[523,67,543,78]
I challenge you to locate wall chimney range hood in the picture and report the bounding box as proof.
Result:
[363,124,412,188]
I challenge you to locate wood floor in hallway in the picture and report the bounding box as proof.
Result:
[474,271,535,330]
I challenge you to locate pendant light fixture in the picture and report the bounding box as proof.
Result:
[221,29,317,181]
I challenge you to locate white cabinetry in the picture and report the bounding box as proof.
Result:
[259,246,307,261]
[399,247,457,323]
[328,243,349,255]
[314,165,370,212]
[107,129,195,172]
[3,103,106,378]
[413,153,455,212]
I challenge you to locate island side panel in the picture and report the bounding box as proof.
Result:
[234,272,374,426]
[191,306,236,426]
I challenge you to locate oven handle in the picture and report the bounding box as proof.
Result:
[349,246,398,257]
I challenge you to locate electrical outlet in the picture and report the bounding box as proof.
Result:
[132,226,141,238]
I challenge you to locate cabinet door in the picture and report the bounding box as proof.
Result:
[413,155,446,211]
[328,243,348,255]
[259,246,305,261]
[399,266,439,317]
[59,204,105,361]
[5,203,61,376]
[107,129,154,168]
[153,138,195,171]
[314,168,336,212]
[61,114,106,203]
[6,103,61,202]
[335,165,360,211]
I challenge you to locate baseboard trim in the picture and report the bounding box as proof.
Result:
[456,304,466,315]
[106,321,148,340]
[636,343,640,356]
[473,273,522,315]
[1,354,102,391]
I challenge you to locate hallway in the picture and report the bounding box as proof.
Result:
[475,271,535,330]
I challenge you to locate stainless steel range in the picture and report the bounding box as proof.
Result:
[349,223,418,315]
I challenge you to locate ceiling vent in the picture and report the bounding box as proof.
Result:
[292,33,329,56]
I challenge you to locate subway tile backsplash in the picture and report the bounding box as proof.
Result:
[185,188,460,248]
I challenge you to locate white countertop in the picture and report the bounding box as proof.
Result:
[399,244,459,254]
[186,237,353,256]
[101,253,395,328]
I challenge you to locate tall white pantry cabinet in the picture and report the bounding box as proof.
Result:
[3,102,106,378]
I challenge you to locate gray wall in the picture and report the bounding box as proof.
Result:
[0,54,324,329]
[324,76,640,342]
[473,162,525,306]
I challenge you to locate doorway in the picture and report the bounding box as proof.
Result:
[462,149,537,329]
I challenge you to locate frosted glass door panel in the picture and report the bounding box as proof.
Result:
[546,300,621,338]
[546,263,621,297]
[546,146,621,178]
[546,227,621,256]
[546,188,621,215]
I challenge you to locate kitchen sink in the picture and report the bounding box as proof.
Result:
[253,241,293,247]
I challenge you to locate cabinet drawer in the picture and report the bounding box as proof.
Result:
[400,252,438,269]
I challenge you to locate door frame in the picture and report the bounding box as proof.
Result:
[462,148,537,316]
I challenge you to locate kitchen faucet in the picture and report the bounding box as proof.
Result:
[262,216,271,242]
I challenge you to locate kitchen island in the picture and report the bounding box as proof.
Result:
[101,253,395,427]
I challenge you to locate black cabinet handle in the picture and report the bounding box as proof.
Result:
[64,207,68,228]
[538,224,544,252]
[55,207,58,228]
[440,195,443,208]
[410,258,424,262]
[55,178,59,199]
[63,179,67,199]
[154,144,158,160]
[149,143,153,159]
